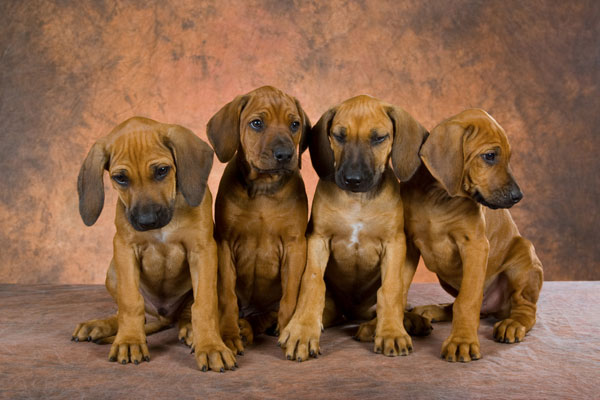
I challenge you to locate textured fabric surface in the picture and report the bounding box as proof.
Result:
[0,1,599,284]
[0,282,597,399]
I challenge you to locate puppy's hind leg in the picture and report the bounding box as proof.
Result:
[493,237,543,344]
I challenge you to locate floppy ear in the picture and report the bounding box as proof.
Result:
[165,126,214,207]
[295,97,312,169]
[387,106,429,182]
[77,141,109,226]
[206,95,249,163]
[308,107,337,180]
[420,121,471,197]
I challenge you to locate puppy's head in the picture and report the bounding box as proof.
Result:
[206,86,311,175]
[77,117,213,230]
[309,95,428,192]
[420,109,523,209]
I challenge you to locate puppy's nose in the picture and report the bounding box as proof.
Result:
[510,188,523,204]
[273,146,293,163]
[343,172,362,188]
[137,212,158,228]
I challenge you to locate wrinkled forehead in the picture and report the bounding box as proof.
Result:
[242,90,298,121]
[332,97,392,135]
[108,131,172,168]
[457,113,510,153]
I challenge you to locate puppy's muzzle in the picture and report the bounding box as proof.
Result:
[128,203,173,231]
[273,145,294,164]
[475,181,523,209]
[336,163,375,193]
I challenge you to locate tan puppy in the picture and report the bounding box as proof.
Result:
[400,109,543,362]
[73,117,236,372]
[207,86,311,354]
[279,95,430,361]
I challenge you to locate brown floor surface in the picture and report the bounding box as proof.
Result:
[0,282,598,399]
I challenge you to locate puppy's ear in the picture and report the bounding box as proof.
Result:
[387,106,429,182]
[78,141,109,226]
[295,97,312,169]
[206,95,249,163]
[420,121,472,197]
[165,126,214,207]
[309,107,336,180]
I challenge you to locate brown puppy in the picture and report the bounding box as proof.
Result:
[207,86,311,354]
[73,117,236,372]
[279,95,430,361]
[401,109,543,362]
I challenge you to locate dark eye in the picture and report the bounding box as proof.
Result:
[250,119,263,130]
[290,121,300,133]
[112,174,128,186]
[481,152,497,164]
[332,134,346,144]
[155,166,170,180]
[372,134,389,145]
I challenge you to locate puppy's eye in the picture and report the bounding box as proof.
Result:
[155,166,170,180]
[250,119,263,131]
[481,152,497,164]
[332,134,346,144]
[372,134,389,145]
[112,174,128,186]
[290,121,300,133]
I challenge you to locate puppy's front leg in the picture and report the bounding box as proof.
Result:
[108,236,149,365]
[217,241,245,354]
[189,238,236,372]
[375,232,412,357]
[277,236,307,334]
[279,234,329,362]
[442,236,489,362]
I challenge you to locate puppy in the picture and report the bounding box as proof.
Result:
[402,109,543,362]
[279,95,430,361]
[207,86,311,354]
[73,117,236,372]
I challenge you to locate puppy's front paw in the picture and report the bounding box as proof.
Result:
[441,333,481,362]
[193,341,237,373]
[374,329,413,357]
[222,334,245,356]
[108,333,149,365]
[278,317,321,362]
[493,318,526,344]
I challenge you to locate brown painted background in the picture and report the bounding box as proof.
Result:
[1,0,598,284]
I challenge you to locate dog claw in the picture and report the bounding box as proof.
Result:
[109,356,116,362]
[201,365,207,372]
[286,355,291,360]
[237,350,244,356]
[134,360,139,365]
[74,337,79,342]
[144,356,150,362]
[220,367,225,373]
[121,360,127,365]
[87,336,92,342]
[297,357,302,363]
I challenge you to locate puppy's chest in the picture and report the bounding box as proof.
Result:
[136,241,189,282]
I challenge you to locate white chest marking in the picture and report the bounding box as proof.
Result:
[348,222,364,247]
[154,231,170,243]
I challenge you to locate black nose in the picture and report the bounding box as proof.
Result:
[273,146,293,163]
[343,172,362,188]
[137,212,158,229]
[510,188,523,204]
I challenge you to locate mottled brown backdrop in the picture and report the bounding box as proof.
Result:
[1,0,598,284]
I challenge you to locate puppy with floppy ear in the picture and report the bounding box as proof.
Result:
[207,86,311,354]
[398,109,543,362]
[279,95,431,362]
[73,117,236,372]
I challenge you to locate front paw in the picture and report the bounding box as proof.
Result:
[178,320,194,347]
[278,318,321,362]
[441,333,481,362]
[493,318,527,344]
[108,333,149,365]
[374,329,413,357]
[193,340,237,373]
